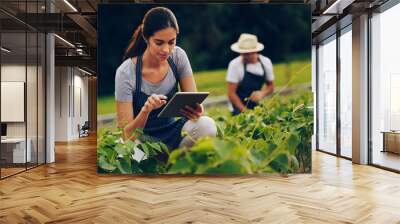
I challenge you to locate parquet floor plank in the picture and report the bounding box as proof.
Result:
[0,135,399,223]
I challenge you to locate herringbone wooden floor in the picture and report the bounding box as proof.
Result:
[1,135,400,224]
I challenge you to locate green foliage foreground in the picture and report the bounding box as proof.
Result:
[97,91,313,174]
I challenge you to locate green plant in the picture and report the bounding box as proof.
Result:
[97,129,170,174]
[97,91,313,174]
[168,91,312,174]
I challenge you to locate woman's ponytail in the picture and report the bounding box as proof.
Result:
[123,24,147,60]
[123,7,179,61]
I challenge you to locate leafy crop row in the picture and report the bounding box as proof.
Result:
[97,91,313,174]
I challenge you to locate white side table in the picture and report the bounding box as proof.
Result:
[1,138,31,163]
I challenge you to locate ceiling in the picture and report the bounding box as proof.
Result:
[0,0,392,74]
[0,0,100,74]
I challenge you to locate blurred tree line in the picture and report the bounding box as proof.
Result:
[98,4,311,96]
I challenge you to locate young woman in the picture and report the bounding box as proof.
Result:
[115,7,217,154]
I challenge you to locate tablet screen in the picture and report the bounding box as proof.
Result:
[157,92,209,117]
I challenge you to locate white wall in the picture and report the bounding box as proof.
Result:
[54,67,89,141]
[55,66,69,141]
[72,72,89,138]
[1,64,28,138]
[1,65,25,126]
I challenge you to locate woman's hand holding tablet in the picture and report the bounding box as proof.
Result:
[180,103,204,120]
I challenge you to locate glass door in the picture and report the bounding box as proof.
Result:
[317,34,337,154]
[339,26,352,158]
[1,30,28,178]
[370,2,400,171]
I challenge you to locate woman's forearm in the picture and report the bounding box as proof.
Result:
[123,108,150,141]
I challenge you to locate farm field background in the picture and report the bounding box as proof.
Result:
[97,59,311,116]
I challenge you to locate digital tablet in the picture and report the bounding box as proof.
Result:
[157,92,209,118]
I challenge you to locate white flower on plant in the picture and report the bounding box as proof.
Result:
[116,137,124,144]
[132,147,147,162]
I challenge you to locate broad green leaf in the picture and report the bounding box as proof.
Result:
[131,159,142,174]
[290,155,300,172]
[115,144,128,156]
[98,156,116,171]
[254,139,268,151]
[139,158,160,174]
[139,143,150,156]
[216,124,224,138]
[116,157,132,174]
[249,148,268,166]
[190,152,208,164]
[102,147,117,161]
[205,160,244,174]
[149,142,162,153]
[125,140,136,153]
[269,153,289,173]
[287,133,300,155]
[213,139,236,160]
[262,166,276,173]
[160,142,169,152]
[168,149,184,164]
[168,157,192,174]
[190,138,214,153]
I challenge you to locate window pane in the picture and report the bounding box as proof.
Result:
[371,3,400,171]
[317,36,337,154]
[27,31,38,169]
[38,32,45,165]
[1,30,27,177]
[340,28,352,158]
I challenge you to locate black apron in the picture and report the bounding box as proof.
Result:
[231,57,267,115]
[132,56,188,152]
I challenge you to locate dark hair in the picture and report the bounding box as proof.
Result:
[123,7,179,60]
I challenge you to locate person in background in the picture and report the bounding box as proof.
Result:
[115,7,217,159]
[226,33,275,115]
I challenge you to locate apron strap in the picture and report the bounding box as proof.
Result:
[167,57,179,79]
[258,56,267,82]
[242,61,247,78]
[134,56,143,104]
[167,57,180,91]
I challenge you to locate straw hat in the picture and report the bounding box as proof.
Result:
[230,33,264,53]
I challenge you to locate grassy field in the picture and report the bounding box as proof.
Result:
[98,59,311,115]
